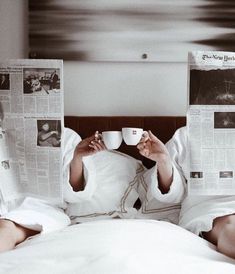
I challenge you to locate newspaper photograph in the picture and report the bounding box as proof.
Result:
[0,59,64,203]
[187,51,235,195]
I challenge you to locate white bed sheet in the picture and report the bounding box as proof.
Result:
[0,219,234,274]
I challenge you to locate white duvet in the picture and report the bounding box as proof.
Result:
[0,219,234,274]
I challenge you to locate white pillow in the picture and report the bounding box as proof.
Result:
[65,150,144,223]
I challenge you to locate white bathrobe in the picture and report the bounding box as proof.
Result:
[0,128,81,233]
[153,126,235,235]
[2,127,232,236]
[1,128,171,232]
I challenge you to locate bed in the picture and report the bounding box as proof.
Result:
[0,116,235,274]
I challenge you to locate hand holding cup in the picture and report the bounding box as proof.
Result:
[137,130,171,162]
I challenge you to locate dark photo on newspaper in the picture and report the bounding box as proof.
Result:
[0,74,10,90]
[37,119,61,147]
[190,67,235,105]
[23,68,60,94]
[214,112,235,128]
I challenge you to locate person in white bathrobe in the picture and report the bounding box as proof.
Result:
[1,126,235,259]
[0,127,167,252]
[0,126,177,252]
[0,128,106,252]
[137,127,235,259]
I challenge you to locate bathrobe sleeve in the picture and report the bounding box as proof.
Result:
[144,127,188,204]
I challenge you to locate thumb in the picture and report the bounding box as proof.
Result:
[148,130,158,141]
[85,134,97,142]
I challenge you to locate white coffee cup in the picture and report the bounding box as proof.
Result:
[102,131,123,150]
[122,127,146,146]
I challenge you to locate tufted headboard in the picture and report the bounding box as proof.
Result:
[64,116,186,168]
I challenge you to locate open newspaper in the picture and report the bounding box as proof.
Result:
[187,51,235,195]
[0,59,63,204]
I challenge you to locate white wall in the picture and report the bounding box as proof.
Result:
[64,61,188,116]
[0,0,28,59]
[0,1,188,117]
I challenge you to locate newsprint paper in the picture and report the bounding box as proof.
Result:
[0,59,63,204]
[187,51,235,195]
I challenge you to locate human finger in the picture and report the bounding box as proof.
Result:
[97,139,106,150]
[94,130,99,138]
[90,140,104,151]
[139,148,150,157]
[139,131,149,143]
[94,131,102,141]
[88,143,98,152]
[84,134,97,143]
[137,142,146,150]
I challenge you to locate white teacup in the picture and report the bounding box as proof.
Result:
[122,127,146,146]
[102,131,123,150]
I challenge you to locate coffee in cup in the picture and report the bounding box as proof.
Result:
[122,127,146,146]
[102,131,123,150]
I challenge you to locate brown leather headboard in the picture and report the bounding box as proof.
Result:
[65,116,186,168]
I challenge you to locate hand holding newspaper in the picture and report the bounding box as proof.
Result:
[0,59,64,204]
[187,51,235,195]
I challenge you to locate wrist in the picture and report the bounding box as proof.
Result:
[71,153,83,165]
[73,146,84,158]
[155,154,173,194]
[153,152,171,166]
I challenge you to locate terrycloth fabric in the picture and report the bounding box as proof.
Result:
[2,197,70,233]
[0,127,79,232]
[0,127,182,232]
[62,129,181,223]
[160,127,235,235]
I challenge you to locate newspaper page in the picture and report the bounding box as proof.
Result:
[187,51,235,195]
[0,59,63,204]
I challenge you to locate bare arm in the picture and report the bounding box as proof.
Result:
[69,132,106,192]
[69,155,84,192]
[137,131,173,193]
[154,153,173,193]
